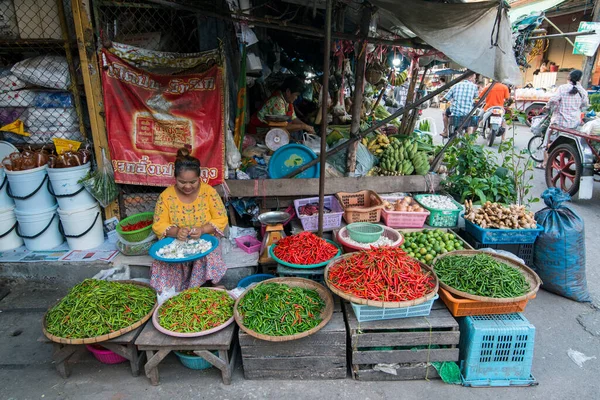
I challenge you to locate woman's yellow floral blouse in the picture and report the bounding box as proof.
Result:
[153,184,228,238]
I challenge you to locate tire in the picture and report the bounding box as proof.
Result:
[528,135,544,162]
[525,104,545,127]
[545,143,582,197]
[487,127,496,147]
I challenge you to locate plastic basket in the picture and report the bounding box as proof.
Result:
[438,287,532,317]
[335,190,384,223]
[237,274,275,288]
[459,313,535,383]
[116,212,154,242]
[413,194,463,228]
[86,345,127,365]
[464,219,543,245]
[381,196,430,228]
[337,225,403,253]
[460,230,534,267]
[174,350,216,370]
[276,264,324,283]
[346,222,384,243]
[350,294,438,322]
[235,235,262,254]
[294,196,344,231]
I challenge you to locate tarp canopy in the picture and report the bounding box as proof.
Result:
[368,0,522,84]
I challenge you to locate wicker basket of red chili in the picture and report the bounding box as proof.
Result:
[268,231,341,269]
[325,247,438,308]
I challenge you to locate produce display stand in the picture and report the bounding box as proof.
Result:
[344,300,459,381]
[238,298,346,380]
[457,229,534,267]
[135,321,237,385]
[37,324,146,378]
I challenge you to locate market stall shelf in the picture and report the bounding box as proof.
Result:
[238,299,346,380]
[135,321,237,385]
[344,301,460,381]
[38,324,146,378]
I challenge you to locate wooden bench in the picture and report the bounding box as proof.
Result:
[135,322,237,385]
[38,325,145,378]
[344,300,460,381]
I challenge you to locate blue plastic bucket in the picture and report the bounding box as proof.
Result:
[237,274,275,288]
[174,351,216,370]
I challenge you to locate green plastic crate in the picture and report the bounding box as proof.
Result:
[414,194,463,228]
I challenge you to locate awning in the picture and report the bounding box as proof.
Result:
[370,0,522,84]
[508,0,568,21]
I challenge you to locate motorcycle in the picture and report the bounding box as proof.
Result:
[480,106,506,147]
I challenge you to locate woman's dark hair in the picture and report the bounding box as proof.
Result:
[174,147,201,177]
[280,76,305,94]
[569,69,583,95]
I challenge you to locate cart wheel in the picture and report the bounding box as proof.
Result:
[545,143,582,196]
[528,135,544,162]
[525,104,545,127]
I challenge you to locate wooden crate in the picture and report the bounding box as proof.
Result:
[345,301,460,381]
[239,300,346,380]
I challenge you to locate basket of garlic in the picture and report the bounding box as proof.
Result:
[381,196,430,228]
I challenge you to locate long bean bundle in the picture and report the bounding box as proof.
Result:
[238,283,325,336]
[434,253,530,298]
[158,288,234,333]
[45,279,156,339]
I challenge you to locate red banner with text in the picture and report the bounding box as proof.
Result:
[100,49,225,187]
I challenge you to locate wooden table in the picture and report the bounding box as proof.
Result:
[38,325,145,378]
[135,322,237,386]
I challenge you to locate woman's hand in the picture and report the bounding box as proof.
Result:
[304,124,315,134]
[189,227,203,239]
[177,227,190,241]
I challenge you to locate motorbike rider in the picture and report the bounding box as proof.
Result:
[478,81,511,141]
[539,69,589,168]
[441,74,478,137]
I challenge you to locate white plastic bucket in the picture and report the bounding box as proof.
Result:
[0,206,23,251]
[48,163,96,211]
[15,205,63,251]
[0,168,14,210]
[6,165,56,212]
[58,203,104,250]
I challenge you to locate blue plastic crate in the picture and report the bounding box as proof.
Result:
[459,313,535,382]
[237,274,275,288]
[276,264,324,283]
[464,219,543,245]
[350,294,439,322]
[461,373,538,387]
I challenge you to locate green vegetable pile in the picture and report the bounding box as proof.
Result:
[45,279,156,339]
[238,283,325,336]
[159,288,234,333]
[434,253,530,298]
[401,229,465,264]
[372,137,430,176]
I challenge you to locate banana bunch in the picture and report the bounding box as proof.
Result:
[391,70,408,87]
[376,137,430,176]
[362,134,390,156]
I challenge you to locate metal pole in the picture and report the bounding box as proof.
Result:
[283,70,475,179]
[543,16,577,47]
[318,0,332,237]
[527,31,595,40]
[429,81,497,171]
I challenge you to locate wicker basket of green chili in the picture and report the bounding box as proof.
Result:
[432,250,541,303]
[234,278,334,342]
[42,279,157,345]
[152,287,235,338]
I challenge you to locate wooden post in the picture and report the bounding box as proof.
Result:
[346,7,373,176]
[71,0,120,220]
[400,61,420,135]
[406,66,430,134]
[318,0,332,236]
[581,1,600,87]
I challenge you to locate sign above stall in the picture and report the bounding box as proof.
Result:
[100,49,225,187]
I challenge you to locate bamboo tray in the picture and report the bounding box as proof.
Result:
[324,253,439,308]
[233,277,333,342]
[42,280,157,345]
[152,287,235,338]
[432,250,541,303]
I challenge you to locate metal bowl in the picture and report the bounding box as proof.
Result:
[258,211,291,225]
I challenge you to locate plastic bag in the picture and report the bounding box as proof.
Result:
[79,148,119,208]
[303,133,328,155]
[581,118,600,136]
[225,129,241,169]
[117,233,157,256]
[327,139,376,177]
[11,55,71,90]
[157,286,178,305]
[92,265,131,281]
[534,188,590,302]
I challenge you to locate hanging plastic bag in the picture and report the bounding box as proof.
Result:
[225,129,242,169]
[533,188,590,302]
[303,133,327,155]
[326,139,376,177]
[79,148,119,208]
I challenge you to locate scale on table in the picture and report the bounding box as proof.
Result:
[258,211,290,264]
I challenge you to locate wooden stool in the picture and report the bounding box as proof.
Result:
[38,325,146,378]
[135,322,237,386]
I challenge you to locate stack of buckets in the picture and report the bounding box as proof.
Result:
[0,161,105,252]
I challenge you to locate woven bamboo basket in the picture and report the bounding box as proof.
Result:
[431,250,541,303]
[233,277,333,342]
[324,253,439,308]
[42,280,157,345]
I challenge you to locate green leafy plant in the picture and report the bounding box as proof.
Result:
[442,133,516,204]
[499,128,540,206]
[590,94,600,112]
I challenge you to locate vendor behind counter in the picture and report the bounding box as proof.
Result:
[248,76,315,140]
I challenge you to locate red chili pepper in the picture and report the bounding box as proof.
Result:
[121,219,152,232]
[273,232,337,265]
